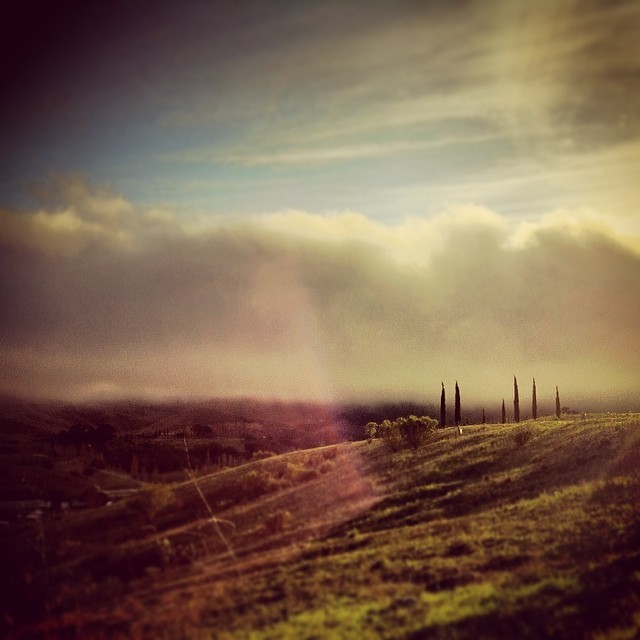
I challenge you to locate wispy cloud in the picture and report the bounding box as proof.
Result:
[158,0,636,144]
[165,134,500,167]
[147,0,640,223]
[3,1,638,225]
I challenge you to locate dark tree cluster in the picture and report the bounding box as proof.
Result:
[342,402,437,435]
[53,423,116,454]
[366,415,438,450]
[191,424,213,438]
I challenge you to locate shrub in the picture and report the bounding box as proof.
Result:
[264,510,292,534]
[296,467,319,482]
[513,426,534,448]
[318,459,335,474]
[252,450,276,461]
[322,447,338,460]
[445,540,474,557]
[366,422,378,442]
[369,415,438,450]
[397,415,438,449]
[377,419,404,451]
[129,486,174,522]
[241,470,281,499]
[278,460,320,484]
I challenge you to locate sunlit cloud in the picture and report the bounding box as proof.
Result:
[1,180,639,406]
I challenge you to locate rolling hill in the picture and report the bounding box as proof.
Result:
[3,413,640,639]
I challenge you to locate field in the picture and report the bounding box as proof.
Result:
[2,411,640,639]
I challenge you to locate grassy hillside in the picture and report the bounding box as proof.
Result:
[4,413,640,639]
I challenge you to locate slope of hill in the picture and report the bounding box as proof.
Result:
[3,413,640,639]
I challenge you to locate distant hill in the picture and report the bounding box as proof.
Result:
[0,397,438,446]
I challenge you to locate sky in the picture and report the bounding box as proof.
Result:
[1,0,639,409]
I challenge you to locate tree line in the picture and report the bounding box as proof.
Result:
[439,377,564,428]
[368,379,567,451]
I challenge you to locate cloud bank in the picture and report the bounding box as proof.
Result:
[1,179,639,409]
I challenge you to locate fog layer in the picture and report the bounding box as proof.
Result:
[1,179,639,407]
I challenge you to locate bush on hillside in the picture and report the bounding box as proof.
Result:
[368,415,438,451]
[318,459,335,474]
[128,486,174,523]
[377,419,404,451]
[252,450,276,461]
[264,510,292,534]
[513,426,534,448]
[241,470,282,499]
[397,415,438,449]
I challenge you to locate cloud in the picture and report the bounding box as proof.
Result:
[159,0,639,145]
[147,0,640,226]
[4,0,638,235]
[0,176,184,255]
[166,135,501,168]
[1,179,639,407]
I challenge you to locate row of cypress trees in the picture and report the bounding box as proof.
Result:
[440,381,462,431]
[439,378,563,428]
[509,376,562,423]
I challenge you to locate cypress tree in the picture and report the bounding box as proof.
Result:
[501,399,506,424]
[482,408,486,424]
[440,382,446,428]
[454,381,461,429]
[555,386,561,418]
[513,376,520,423]
[532,378,537,420]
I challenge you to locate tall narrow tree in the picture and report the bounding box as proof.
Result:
[482,408,486,424]
[501,399,506,424]
[513,376,520,423]
[440,382,446,428]
[532,378,538,420]
[454,381,461,432]
[555,386,561,418]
